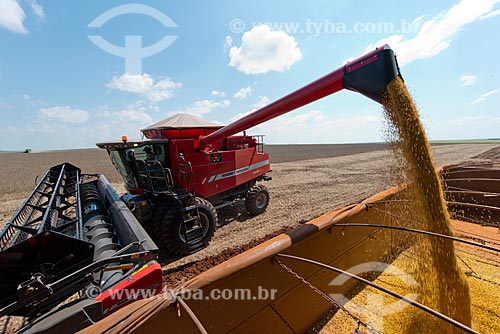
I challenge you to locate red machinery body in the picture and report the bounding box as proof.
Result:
[171,138,269,199]
[0,46,403,334]
[96,45,400,256]
[143,117,271,198]
[136,45,399,200]
[198,45,399,148]
[139,132,270,199]
[96,262,163,316]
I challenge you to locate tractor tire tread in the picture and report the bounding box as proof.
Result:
[245,185,270,215]
[160,197,217,256]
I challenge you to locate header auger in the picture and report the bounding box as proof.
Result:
[0,163,161,333]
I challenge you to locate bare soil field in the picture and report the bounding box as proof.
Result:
[0,149,120,194]
[160,143,500,276]
[0,144,390,195]
[1,144,498,265]
[266,143,388,163]
[0,143,499,333]
[0,143,391,231]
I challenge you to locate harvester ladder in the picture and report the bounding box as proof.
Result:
[180,204,205,253]
[0,163,82,250]
[177,154,195,194]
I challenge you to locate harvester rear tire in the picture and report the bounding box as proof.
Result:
[160,197,217,256]
[245,185,270,215]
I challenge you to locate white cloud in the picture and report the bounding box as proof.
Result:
[229,25,302,74]
[0,102,13,110]
[480,8,500,19]
[240,110,382,143]
[233,86,252,99]
[458,75,477,87]
[174,99,231,117]
[3,103,157,150]
[224,35,233,52]
[94,104,156,142]
[0,0,27,34]
[211,90,226,98]
[107,73,181,102]
[108,73,154,94]
[253,96,270,109]
[39,106,90,123]
[366,0,500,66]
[30,0,44,19]
[103,108,153,124]
[286,109,325,125]
[470,89,499,104]
[430,115,500,140]
[137,79,181,103]
[227,96,272,124]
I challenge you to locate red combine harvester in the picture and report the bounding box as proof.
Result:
[0,45,400,334]
[97,114,272,255]
[96,44,401,256]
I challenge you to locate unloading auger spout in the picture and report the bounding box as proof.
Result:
[198,44,401,149]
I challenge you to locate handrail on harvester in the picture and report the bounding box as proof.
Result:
[198,44,401,149]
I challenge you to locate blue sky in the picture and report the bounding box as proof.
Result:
[0,0,499,150]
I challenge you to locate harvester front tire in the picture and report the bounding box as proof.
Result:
[149,204,168,245]
[160,198,217,256]
[245,185,270,215]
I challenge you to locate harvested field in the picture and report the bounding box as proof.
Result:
[1,144,498,267]
[265,143,388,163]
[0,143,499,333]
[0,149,120,195]
[0,144,390,195]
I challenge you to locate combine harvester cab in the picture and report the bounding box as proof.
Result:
[0,163,162,334]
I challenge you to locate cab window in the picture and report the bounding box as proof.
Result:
[109,150,137,189]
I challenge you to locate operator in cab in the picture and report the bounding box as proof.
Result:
[154,146,165,164]
[143,147,154,160]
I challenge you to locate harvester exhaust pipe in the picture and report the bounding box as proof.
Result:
[199,44,400,148]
